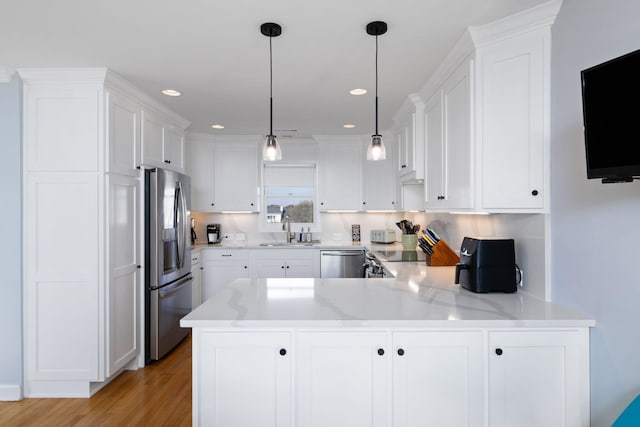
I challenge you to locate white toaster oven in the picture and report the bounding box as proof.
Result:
[370,229,396,244]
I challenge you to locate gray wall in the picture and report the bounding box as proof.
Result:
[0,74,22,399]
[551,0,640,425]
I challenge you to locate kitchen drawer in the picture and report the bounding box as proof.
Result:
[202,248,250,262]
[191,250,201,266]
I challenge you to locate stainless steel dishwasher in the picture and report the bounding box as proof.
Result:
[320,250,366,278]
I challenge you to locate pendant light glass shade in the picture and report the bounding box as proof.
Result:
[366,21,388,161]
[261,22,283,161]
[367,135,386,161]
[263,134,282,161]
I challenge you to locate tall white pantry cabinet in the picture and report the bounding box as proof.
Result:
[20,68,189,397]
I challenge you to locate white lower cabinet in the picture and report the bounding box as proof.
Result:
[296,331,389,427]
[196,331,292,427]
[487,330,589,427]
[190,327,589,427]
[392,331,484,427]
[254,249,317,278]
[191,251,202,309]
[202,249,250,301]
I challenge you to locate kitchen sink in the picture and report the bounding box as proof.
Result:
[258,242,317,247]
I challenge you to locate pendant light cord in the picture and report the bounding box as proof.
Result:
[269,36,273,136]
[375,34,379,136]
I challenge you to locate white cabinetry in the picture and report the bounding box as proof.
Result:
[141,109,185,173]
[296,331,389,427]
[478,30,547,210]
[202,249,250,301]
[195,331,292,427]
[254,249,316,278]
[20,68,188,397]
[191,250,202,309]
[186,136,215,211]
[362,138,397,210]
[392,331,484,427]
[317,136,362,211]
[424,59,473,210]
[488,329,589,427]
[212,140,259,212]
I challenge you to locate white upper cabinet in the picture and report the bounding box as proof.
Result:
[107,90,142,176]
[362,137,397,211]
[186,135,215,211]
[213,139,259,212]
[394,96,425,184]
[141,109,186,173]
[317,136,362,211]
[415,2,558,213]
[478,30,548,211]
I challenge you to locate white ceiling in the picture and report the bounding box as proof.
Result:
[1,0,550,137]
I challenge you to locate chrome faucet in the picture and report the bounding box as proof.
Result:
[282,212,294,243]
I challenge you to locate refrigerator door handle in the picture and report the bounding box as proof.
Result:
[158,275,193,298]
[174,183,183,268]
[177,181,187,269]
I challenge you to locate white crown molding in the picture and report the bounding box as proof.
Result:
[0,65,15,83]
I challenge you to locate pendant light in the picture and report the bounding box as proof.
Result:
[261,22,283,161]
[366,21,387,161]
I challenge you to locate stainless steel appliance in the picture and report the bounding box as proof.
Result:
[454,237,521,293]
[145,168,192,363]
[320,250,365,278]
[207,223,221,244]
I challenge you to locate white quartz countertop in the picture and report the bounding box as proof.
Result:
[181,264,595,329]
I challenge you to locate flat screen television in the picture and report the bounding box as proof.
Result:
[581,49,640,183]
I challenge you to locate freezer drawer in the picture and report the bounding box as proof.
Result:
[149,274,192,361]
[320,250,366,278]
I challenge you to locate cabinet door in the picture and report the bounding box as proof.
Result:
[191,262,202,309]
[141,110,165,168]
[202,261,250,301]
[424,92,444,207]
[196,331,292,427]
[296,331,389,427]
[481,33,545,210]
[398,113,417,181]
[107,174,140,376]
[107,91,141,175]
[362,139,397,211]
[488,330,589,427]
[392,331,484,427]
[256,257,287,278]
[213,142,258,212]
[163,126,185,172]
[318,138,362,211]
[442,59,473,210]
[186,138,215,212]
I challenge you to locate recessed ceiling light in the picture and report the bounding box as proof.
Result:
[343,124,356,129]
[211,124,225,129]
[350,88,367,95]
[161,89,181,97]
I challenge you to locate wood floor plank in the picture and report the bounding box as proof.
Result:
[0,334,192,427]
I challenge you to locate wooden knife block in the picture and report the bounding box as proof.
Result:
[426,240,460,266]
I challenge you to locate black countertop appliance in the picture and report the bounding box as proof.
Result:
[454,237,518,293]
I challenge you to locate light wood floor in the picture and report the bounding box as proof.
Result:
[0,333,192,427]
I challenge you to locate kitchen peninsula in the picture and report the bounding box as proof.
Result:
[181,260,594,427]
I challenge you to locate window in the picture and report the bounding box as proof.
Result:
[262,164,317,230]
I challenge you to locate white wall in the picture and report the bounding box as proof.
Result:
[551,0,640,424]
[0,74,23,400]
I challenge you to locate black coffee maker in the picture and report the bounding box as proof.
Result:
[207,224,221,244]
[454,237,520,293]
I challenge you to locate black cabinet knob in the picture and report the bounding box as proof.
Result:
[281,265,285,269]
[250,203,254,206]
[320,202,324,206]
[164,160,171,164]
[401,164,407,168]
[279,348,287,356]
[377,348,385,356]
[136,166,141,170]
[363,201,366,205]
[244,266,248,269]
[531,190,539,196]
[136,265,141,269]
[286,265,290,269]
[397,348,405,356]
[211,203,215,206]
[495,348,503,356]
[391,201,395,205]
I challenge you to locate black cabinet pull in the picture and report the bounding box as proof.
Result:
[136,166,141,170]
[211,203,215,206]
[363,201,366,205]
[250,203,254,206]
[137,265,141,269]
[531,190,539,196]
[320,202,324,206]
[495,348,503,356]
[286,265,290,269]
[281,265,285,269]
[244,266,248,269]
[401,164,407,168]
[377,348,385,356]
[397,348,405,356]
[279,348,287,356]
[164,160,171,164]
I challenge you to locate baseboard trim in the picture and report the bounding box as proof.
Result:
[0,384,23,401]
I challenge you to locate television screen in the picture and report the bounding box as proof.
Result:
[581,49,640,181]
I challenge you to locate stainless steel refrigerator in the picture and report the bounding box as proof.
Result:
[144,168,192,363]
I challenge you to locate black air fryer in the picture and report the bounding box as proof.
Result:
[454,237,518,293]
